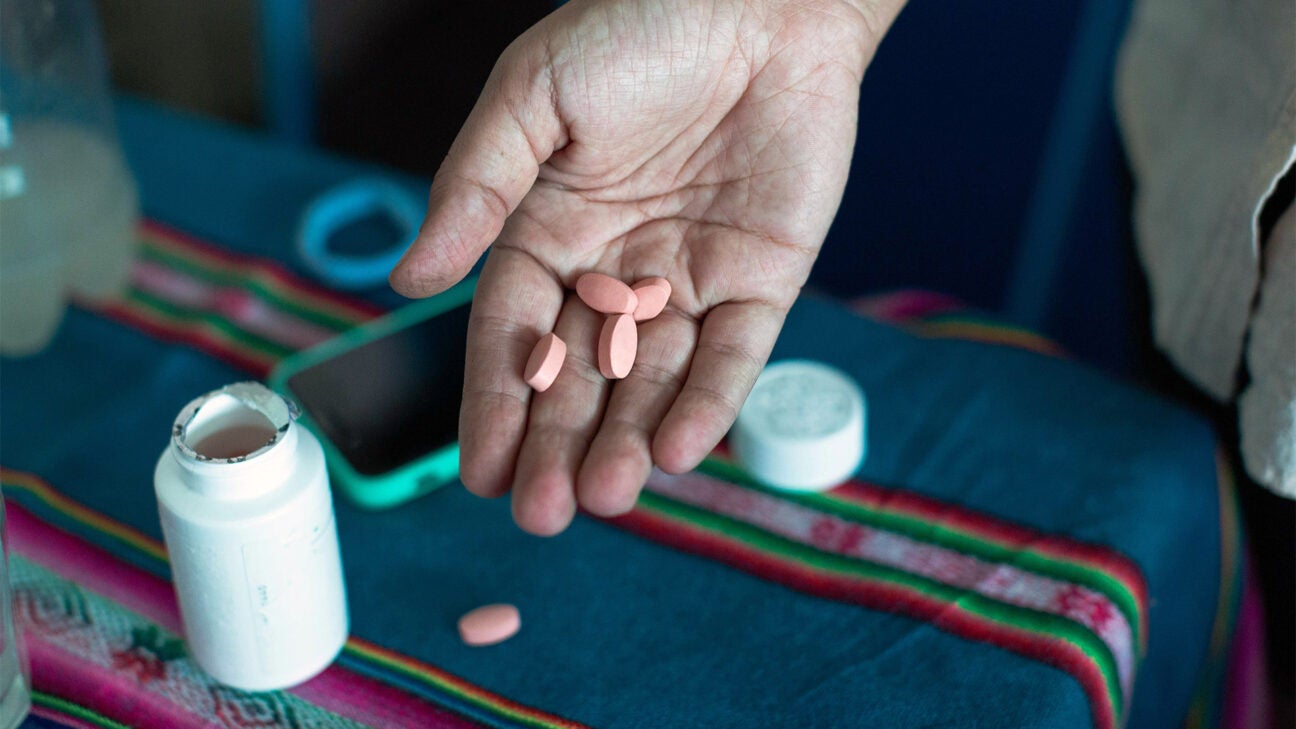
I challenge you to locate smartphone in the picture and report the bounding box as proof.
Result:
[269,278,475,509]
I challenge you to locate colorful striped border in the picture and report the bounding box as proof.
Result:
[1182,455,1245,728]
[616,462,1149,729]
[137,220,382,327]
[702,448,1147,649]
[717,456,1145,649]
[2,468,587,729]
[856,290,1256,727]
[78,221,381,376]
[911,314,1068,357]
[851,289,1068,356]
[31,690,131,729]
[337,639,586,729]
[810,470,1148,652]
[1,469,168,567]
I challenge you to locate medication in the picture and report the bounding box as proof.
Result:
[598,314,637,379]
[731,360,867,492]
[630,277,671,321]
[576,272,637,315]
[524,332,566,392]
[457,603,521,646]
[154,382,348,691]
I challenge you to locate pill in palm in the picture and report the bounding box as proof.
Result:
[457,603,521,647]
[523,332,566,392]
[576,272,637,314]
[598,313,637,379]
[631,277,671,321]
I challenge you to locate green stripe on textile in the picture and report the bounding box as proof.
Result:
[339,644,577,729]
[5,468,577,729]
[638,490,1125,719]
[32,690,133,729]
[138,241,359,333]
[697,457,1144,650]
[124,287,295,362]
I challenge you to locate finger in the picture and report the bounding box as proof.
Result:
[389,42,564,298]
[458,248,562,498]
[576,309,697,516]
[652,301,786,474]
[510,295,610,535]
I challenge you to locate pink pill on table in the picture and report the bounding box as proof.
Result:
[523,332,566,392]
[457,603,521,647]
[598,314,637,379]
[576,272,637,314]
[631,277,671,321]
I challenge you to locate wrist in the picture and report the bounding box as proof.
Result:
[832,0,908,56]
[755,0,908,78]
[849,0,908,34]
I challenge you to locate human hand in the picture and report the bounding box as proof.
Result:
[389,0,904,534]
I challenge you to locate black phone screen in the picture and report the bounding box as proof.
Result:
[286,303,470,476]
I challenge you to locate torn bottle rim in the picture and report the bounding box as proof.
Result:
[171,382,299,463]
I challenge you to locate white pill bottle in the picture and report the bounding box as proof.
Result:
[155,382,348,692]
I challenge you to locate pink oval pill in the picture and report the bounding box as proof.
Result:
[457,603,521,647]
[598,314,637,379]
[631,277,671,321]
[576,272,637,315]
[524,332,566,392]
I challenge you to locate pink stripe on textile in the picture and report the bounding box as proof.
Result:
[30,638,201,729]
[30,704,111,729]
[849,290,967,323]
[8,501,481,728]
[645,469,1136,695]
[1221,559,1272,729]
[132,259,340,350]
[30,709,105,729]
[139,220,386,320]
[8,503,181,633]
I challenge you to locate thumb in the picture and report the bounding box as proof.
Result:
[389,45,563,298]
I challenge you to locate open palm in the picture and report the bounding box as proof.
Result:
[390,0,902,534]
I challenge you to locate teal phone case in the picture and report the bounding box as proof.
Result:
[268,278,475,510]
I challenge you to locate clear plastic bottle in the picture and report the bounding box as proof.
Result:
[0,0,140,356]
[0,113,65,355]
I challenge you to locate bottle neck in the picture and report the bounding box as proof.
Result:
[169,382,301,500]
[173,423,299,499]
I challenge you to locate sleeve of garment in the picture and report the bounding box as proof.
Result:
[1116,0,1296,497]
[1240,205,1295,497]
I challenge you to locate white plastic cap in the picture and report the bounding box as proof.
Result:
[731,360,867,492]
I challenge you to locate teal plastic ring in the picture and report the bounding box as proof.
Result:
[297,178,422,290]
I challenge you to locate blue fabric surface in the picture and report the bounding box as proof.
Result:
[0,98,1222,728]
